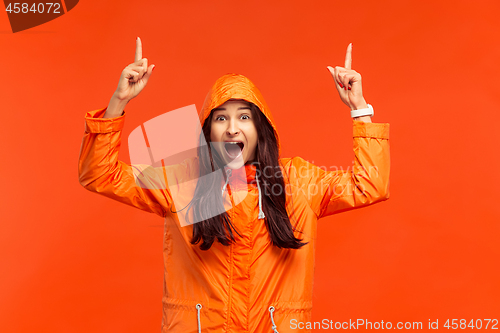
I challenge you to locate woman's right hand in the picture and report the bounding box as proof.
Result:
[113,37,155,102]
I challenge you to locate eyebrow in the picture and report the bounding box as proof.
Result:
[212,106,251,112]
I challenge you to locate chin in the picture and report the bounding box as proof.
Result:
[226,156,245,170]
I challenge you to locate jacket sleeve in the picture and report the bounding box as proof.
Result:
[294,120,390,219]
[78,107,171,218]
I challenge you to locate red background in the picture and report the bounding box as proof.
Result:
[1,0,499,331]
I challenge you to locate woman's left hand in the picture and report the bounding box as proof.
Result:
[327,43,368,110]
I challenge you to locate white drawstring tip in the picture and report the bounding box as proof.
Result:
[196,303,202,333]
[221,168,231,196]
[255,171,265,220]
[269,306,279,333]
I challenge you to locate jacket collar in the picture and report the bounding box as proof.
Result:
[222,163,257,188]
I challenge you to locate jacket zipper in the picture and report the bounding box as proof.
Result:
[220,171,277,332]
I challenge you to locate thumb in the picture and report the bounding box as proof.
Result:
[142,64,155,85]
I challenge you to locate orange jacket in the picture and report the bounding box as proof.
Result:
[78,73,390,333]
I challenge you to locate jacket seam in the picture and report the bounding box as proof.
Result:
[225,201,235,333]
[246,209,254,333]
[292,156,322,220]
[162,297,208,310]
[107,132,112,183]
[227,239,234,332]
[280,158,302,229]
[353,134,389,139]
[318,189,351,219]
[83,131,113,188]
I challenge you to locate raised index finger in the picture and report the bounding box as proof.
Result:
[135,37,142,62]
[344,43,352,70]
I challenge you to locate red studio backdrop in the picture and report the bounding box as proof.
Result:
[1,0,499,332]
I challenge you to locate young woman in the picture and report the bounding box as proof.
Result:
[78,37,390,333]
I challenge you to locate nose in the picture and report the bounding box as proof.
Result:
[226,119,240,136]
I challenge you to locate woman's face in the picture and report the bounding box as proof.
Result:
[210,99,258,169]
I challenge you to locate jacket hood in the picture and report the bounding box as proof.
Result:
[199,73,281,153]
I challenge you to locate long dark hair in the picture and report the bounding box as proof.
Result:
[185,102,308,250]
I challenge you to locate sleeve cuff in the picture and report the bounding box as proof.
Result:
[353,121,390,140]
[84,107,126,133]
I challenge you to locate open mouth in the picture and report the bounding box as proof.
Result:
[224,142,244,159]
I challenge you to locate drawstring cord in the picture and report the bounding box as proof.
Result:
[196,303,202,333]
[268,306,279,333]
[256,172,265,219]
[222,167,265,220]
[196,302,277,332]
